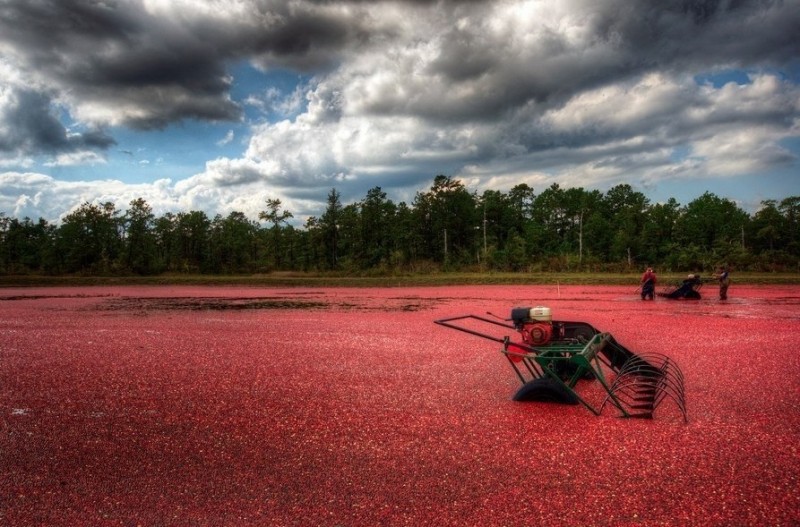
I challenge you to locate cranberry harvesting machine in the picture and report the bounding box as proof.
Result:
[434,306,687,422]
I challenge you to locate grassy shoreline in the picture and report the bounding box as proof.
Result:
[1,271,798,287]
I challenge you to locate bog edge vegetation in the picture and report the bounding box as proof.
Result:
[0,271,798,288]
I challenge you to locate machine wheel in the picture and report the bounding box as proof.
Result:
[512,378,579,405]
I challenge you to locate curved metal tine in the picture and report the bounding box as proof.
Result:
[613,371,662,386]
[664,371,685,392]
[616,370,686,405]
[601,385,658,414]
[622,350,673,364]
[605,365,689,423]
[642,380,687,419]
[619,356,685,389]
[663,363,686,386]
[619,352,669,369]
[613,375,660,390]
[606,375,626,393]
[602,377,662,406]
[652,387,687,415]
[609,378,662,400]
[624,360,685,392]
[616,361,660,378]
[603,352,688,422]
[617,362,667,380]
[609,375,686,413]
[633,354,686,386]
[650,375,687,406]
[607,378,688,422]
[607,368,660,395]
[598,391,629,416]
[651,389,689,422]
[615,350,658,371]
[606,379,656,399]
[602,389,655,413]
[621,352,671,372]
[626,351,671,364]
[619,364,664,378]
[644,361,686,392]
[626,353,686,384]
[600,386,645,412]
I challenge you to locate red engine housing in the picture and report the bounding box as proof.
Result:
[519,321,553,346]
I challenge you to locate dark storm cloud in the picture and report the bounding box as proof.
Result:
[407,0,800,123]
[2,0,248,125]
[0,0,136,47]
[3,0,793,130]
[0,88,115,155]
[245,8,365,69]
[0,0,387,134]
[609,0,800,65]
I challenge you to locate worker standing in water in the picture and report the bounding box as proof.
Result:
[640,267,657,300]
[714,266,730,300]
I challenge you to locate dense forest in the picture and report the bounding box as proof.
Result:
[1,175,798,276]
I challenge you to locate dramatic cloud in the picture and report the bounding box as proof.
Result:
[0,0,798,221]
[191,0,800,206]
[0,0,385,130]
[0,86,116,159]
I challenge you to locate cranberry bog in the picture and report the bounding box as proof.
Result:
[2,285,798,526]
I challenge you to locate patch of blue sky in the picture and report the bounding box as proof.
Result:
[228,61,310,123]
[650,167,797,212]
[780,136,800,154]
[45,61,310,185]
[51,121,240,184]
[694,69,752,87]
[784,59,800,82]
[694,61,800,87]
[669,145,692,162]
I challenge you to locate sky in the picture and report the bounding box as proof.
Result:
[1,0,799,226]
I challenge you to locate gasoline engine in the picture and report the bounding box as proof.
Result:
[510,306,553,346]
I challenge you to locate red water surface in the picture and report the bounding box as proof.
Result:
[1,284,799,526]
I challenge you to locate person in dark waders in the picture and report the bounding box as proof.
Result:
[715,266,730,300]
[640,267,657,300]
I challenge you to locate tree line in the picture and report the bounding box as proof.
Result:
[1,175,798,276]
